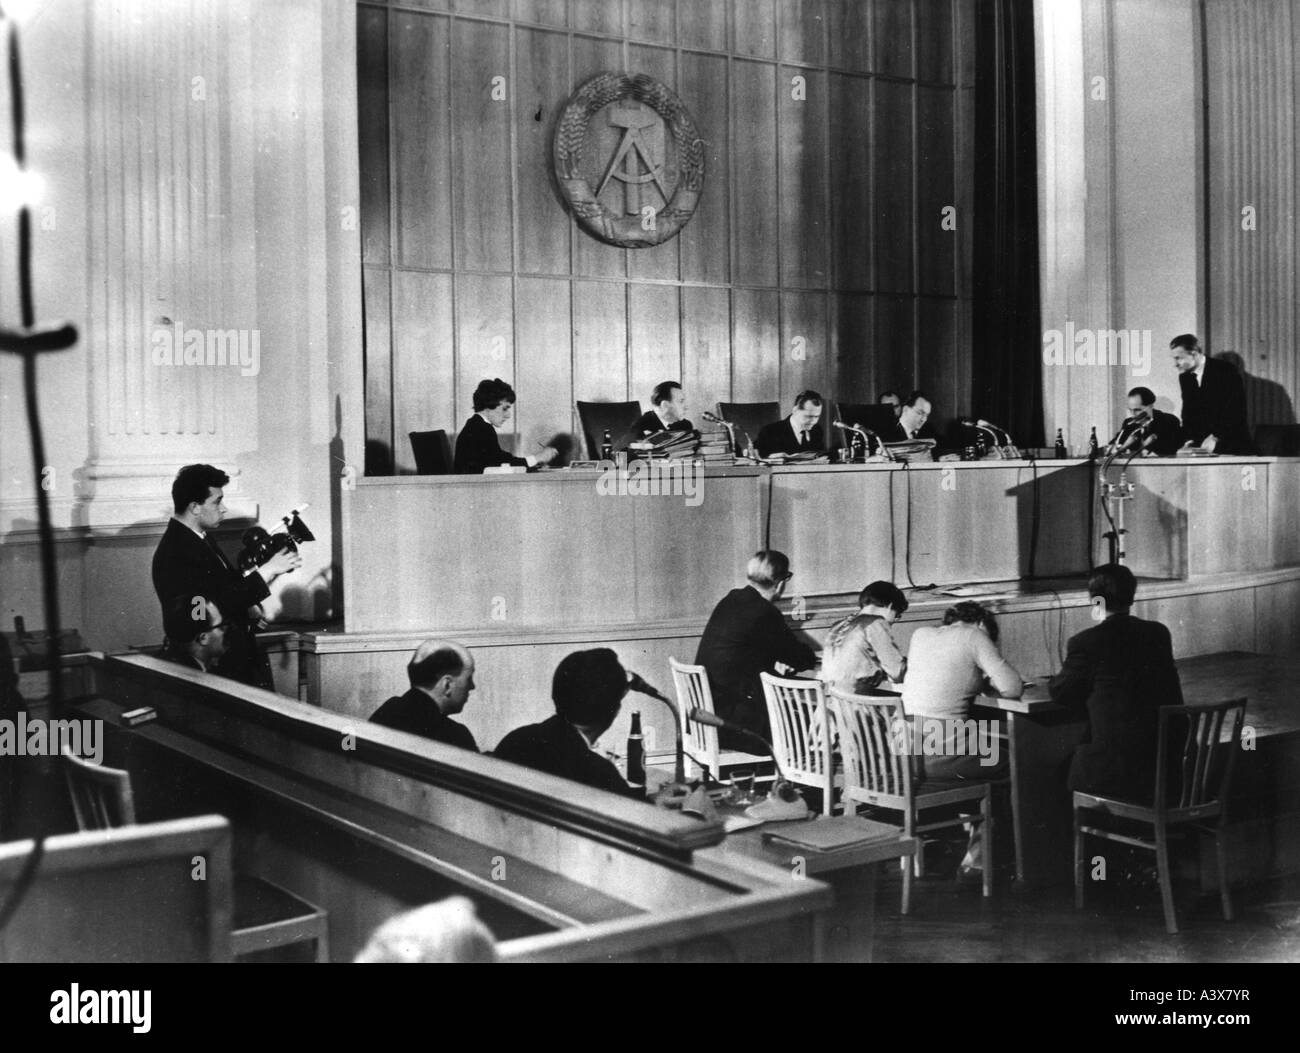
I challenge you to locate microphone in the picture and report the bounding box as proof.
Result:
[977,419,1013,445]
[700,411,727,425]
[958,417,1003,455]
[686,708,803,804]
[833,420,886,458]
[628,671,687,788]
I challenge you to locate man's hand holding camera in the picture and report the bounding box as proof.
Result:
[256,547,302,583]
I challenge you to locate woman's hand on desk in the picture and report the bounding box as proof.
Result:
[533,445,559,466]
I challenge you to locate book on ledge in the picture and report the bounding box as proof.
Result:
[762,815,904,853]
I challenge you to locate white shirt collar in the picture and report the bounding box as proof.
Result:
[175,515,206,540]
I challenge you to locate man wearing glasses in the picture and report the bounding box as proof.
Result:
[159,594,230,674]
[695,550,818,748]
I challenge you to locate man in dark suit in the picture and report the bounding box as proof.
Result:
[695,550,818,748]
[1171,334,1253,454]
[152,464,300,689]
[883,390,939,443]
[369,640,479,752]
[629,380,695,439]
[453,378,558,474]
[1049,563,1184,802]
[493,649,641,799]
[754,391,825,458]
[158,593,230,673]
[1112,387,1182,457]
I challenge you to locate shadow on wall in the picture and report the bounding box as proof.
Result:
[1217,351,1297,431]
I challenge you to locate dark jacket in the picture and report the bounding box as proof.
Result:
[884,419,939,444]
[1179,357,1253,453]
[695,585,817,743]
[369,688,478,752]
[755,418,824,457]
[1049,613,1184,801]
[629,411,694,439]
[151,518,271,687]
[453,413,528,474]
[493,714,639,798]
[1116,410,1183,457]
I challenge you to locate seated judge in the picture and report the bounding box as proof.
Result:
[878,391,903,417]
[1112,386,1182,457]
[883,390,938,443]
[754,390,825,458]
[1049,564,1184,802]
[159,594,229,673]
[493,649,641,799]
[630,380,695,439]
[1171,334,1253,454]
[695,550,818,747]
[821,581,908,696]
[453,377,558,474]
[369,639,479,752]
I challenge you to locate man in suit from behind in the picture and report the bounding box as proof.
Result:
[152,464,301,689]
[695,550,818,748]
[1049,563,1184,802]
[1171,334,1253,454]
[369,639,479,752]
[493,648,641,798]
[754,390,825,458]
[159,594,230,673]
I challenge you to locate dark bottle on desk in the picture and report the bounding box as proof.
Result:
[850,431,865,461]
[626,711,645,788]
[1087,426,1099,460]
[1054,428,1067,459]
[600,429,613,461]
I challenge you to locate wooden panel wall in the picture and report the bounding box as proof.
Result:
[1205,0,1300,433]
[359,0,976,472]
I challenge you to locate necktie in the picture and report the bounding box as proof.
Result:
[800,430,809,447]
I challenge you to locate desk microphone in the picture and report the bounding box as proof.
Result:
[686,708,803,804]
[628,672,687,789]
[977,419,1013,445]
[833,420,886,458]
[957,417,1003,454]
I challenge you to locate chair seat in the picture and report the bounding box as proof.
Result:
[1073,791,1224,824]
[231,874,329,961]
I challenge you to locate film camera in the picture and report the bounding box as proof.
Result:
[237,506,315,572]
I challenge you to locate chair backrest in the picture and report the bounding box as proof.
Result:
[669,658,721,777]
[829,688,912,807]
[716,401,780,454]
[575,401,641,459]
[409,430,453,475]
[62,748,136,830]
[760,673,833,790]
[1157,699,1247,811]
[833,401,898,449]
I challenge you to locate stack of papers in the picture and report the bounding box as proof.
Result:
[762,816,903,853]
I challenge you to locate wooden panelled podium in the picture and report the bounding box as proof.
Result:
[315,457,1300,754]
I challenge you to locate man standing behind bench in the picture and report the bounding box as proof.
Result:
[370,640,479,752]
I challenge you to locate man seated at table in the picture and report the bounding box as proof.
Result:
[1049,564,1183,802]
[754,391,825,458]
[695,551,818,749]
[369,639,479,752]
[821,581,909,696]
[630,380,695,439]
[493,648,641,799]
[883,390,938,443]
[159,593,230,674]
[878,391,902,418]
[1111,386,1181,457]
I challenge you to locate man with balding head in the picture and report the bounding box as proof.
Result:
[369,640,478,751]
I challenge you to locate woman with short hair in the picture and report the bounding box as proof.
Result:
[453,378,557,474]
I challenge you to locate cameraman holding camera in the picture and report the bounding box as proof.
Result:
[152,464,301,689]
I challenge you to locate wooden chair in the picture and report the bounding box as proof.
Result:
[409,429,453,475]
[716,401,779,455]
[60,748,330,961]
[576,400,641,459]
[830,689,995,910]
[1073,699,1247,935]
[668,658,768,781]
[760,673,836,815]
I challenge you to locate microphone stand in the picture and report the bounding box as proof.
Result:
[687,708,805,809]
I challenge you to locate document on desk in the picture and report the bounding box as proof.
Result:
[763,816,902,853]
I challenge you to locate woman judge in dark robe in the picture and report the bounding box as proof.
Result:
[453,378,557,474]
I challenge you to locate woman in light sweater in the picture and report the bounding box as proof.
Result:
[901,602,1023,876]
